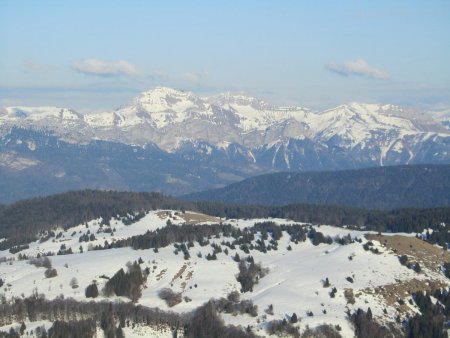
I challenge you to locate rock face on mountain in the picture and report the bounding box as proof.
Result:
[0,87,449,202]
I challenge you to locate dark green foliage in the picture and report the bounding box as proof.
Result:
[214,293,258,317]
[158,288,182,307]
[28,256,52,269]
[421,227,450,248]
[48,319,96,338]
[443,262,450,279]
[308,228,333,246]
[19,323,25,335]
[9,244,29,254]
[104,262,146,302]
[0,296,186,336]
[185,301,257,338]
[406,291,447,338]
[266,319,299,338]
[399,255,408,265]
[290,313,298,323]
[0,190,193,250]
[2,190,450,252]
[183,164,450,210]
[236,260,267,293]
[85,283,99,298]
[351,308,397,338]
[302,325,343,338]
[329,287,337,298]
[44,268,57,278]
[196,201,450,234]
[413,263,421,273]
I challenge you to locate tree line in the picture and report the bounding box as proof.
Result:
[1,190,449,251]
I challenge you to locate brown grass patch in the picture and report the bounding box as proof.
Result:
[171,264,188,284]
[156,210,220,224]
[176,211,220,224]
[365,234,450,272]
[156,268,167,281]
[363,278,447,312]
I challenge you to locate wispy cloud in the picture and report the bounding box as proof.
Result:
[181,68,209,83]
[71,59,138,77]
[23,60,56,72]
[326,59,388,79]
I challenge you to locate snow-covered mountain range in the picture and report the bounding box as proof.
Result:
[1,87,449,201]
[2,86,449,156]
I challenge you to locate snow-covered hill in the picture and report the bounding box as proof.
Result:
[1,209,448,337]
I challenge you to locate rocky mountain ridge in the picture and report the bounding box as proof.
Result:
[2,87,448,154]
[1,87,449,202]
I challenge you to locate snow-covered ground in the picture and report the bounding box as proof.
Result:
[0,210,448,337]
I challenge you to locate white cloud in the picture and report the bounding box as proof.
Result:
[326,59,388,79]
[71,59,138,77]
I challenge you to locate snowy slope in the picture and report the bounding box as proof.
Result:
[1,210,447,337]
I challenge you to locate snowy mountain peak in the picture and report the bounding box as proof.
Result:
[1,106,82,122]
[1,88,449,161]
[210,92,273,111]
[130,86,202,113]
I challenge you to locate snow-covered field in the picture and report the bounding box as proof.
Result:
[0,210,448,337]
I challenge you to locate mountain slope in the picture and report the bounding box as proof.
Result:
[2,87,449,158]
[1,87,450,203]
[182,164,450,209]
[1,203,449,337]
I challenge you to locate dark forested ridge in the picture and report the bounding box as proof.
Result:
[1,190,450,251]
[0,190,194,248]
[182,164,450,209]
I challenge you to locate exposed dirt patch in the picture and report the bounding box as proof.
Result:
[156,211,171,220]
[156,210,220,224]
[176,211,220,224]
[365,234,450,273]
[185,270,193,281]
[156,268,167,281]
[171,264,188,284]
[361,278,447,313]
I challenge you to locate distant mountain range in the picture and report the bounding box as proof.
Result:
[1,87,449,203]
[183,164,450,209]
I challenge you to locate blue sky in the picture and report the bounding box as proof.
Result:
[0,0,449,112]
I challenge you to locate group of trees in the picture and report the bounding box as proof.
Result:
[0,295,186,335]
[213,291,258,317]
[350,308,399,338]
[1,189,450,252]
[185,301,257,338]
[0,190,195,250]
[405,290,449,338]
[28,256,57,278]
[350,288,450,338]
[104,261,147,302]
[0,295,259,338]
[236,260,268,293]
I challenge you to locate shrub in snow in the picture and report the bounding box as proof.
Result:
[45,268,57,278]
[70,277,79,289]
[158,288,182,307]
